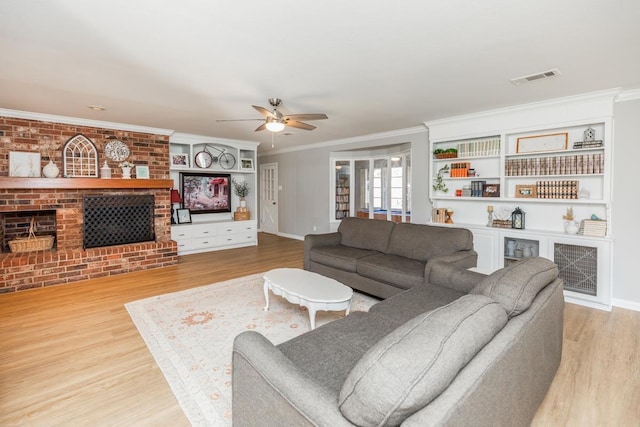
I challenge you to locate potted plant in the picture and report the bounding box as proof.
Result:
[118,160,135,179]
[232,178,250,207]
[433,165,449,195]
[433,148,458,159]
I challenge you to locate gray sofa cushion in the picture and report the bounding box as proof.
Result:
[338,295,508,427]
[386,223,473,261]
[471,257,559,318]
[338,217,395,253]
[309,245,379,273]
[356,253,425,289]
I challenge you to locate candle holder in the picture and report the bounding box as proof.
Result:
[487,206,494,227]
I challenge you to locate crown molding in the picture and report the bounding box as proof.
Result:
[424,88,621,128]
[0,108,174,136]
[616,88,640,102]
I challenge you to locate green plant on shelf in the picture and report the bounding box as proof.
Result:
[231,178,250,198]
[433,165,449,193]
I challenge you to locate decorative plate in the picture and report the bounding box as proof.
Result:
[104,139,130,161]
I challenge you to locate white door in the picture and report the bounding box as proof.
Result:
[260,162,278,234]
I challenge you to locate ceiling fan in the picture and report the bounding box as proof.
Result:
[217,98,328,132]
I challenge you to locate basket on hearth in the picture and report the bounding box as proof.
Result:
[8,217,55,253]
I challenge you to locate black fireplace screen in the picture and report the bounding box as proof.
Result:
[83,195,155,249]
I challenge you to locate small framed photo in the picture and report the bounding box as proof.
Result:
[135,165,150,179]
[482,183,500,197]
[170,152,190,169]
[240,158,254,171]
[177,208,192,224]
[515,184,537,198]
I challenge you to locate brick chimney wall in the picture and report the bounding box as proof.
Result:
[0,116,178,293]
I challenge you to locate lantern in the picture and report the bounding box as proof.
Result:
[511,206,525,229]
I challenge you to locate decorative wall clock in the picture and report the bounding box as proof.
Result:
[104,139,130,162]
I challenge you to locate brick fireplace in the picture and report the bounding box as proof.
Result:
[0,115,178,293]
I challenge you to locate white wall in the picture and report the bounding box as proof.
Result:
[258,128,429,238]
[258,93,640,309]
[611,97,640,310]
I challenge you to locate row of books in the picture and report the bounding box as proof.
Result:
[573,140,603,149]
[431,208,449,223]
[579,219,607,237]
[450,162,471,177]
[470,180,486,197]
[505,153,604,176]
[455,138,501,158]
[536,180,579,199]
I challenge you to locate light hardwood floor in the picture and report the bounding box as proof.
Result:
[1,233,638,426]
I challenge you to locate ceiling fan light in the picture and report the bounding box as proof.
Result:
[265,120,285,132]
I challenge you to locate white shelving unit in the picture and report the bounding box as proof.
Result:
[169,132,259,254]
[425,91,617,310]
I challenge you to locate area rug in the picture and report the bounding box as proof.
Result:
[125,272,379,426]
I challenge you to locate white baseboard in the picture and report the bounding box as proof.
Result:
[276,232,304,241]
[612,298,640,312]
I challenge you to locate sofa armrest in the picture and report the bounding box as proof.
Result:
[426,260,486,293]
[232,331,355,427]
[304,232,342,269]
[423,250,478,282]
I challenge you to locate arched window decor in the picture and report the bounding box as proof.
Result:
[63,134,99,177]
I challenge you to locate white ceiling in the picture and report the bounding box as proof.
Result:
[1,1,639,152]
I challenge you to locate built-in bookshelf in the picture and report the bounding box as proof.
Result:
[425,91,616,310]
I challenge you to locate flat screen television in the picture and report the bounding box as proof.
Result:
[180,172,231,214]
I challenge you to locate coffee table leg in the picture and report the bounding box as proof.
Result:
[263,279,270,311]
[346,300,352,316]
[308,304,317,330]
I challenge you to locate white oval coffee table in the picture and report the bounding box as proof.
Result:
[263,268,353,330]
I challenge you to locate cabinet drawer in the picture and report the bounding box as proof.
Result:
[219,221,257,235]
[171,228,193,240]
[192,227,217,238]
[190,236,217,249]
[218,232,256,246]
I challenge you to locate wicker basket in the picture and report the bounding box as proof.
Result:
[435,153,458,159]
[9,235,55,253]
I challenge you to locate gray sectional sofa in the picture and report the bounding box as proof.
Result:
[233,257,564,427]
[304,217,478,299]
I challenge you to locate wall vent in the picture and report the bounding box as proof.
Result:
[510,68,561,85]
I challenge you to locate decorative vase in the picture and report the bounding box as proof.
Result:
[240,198,247,208]
[506,240,516,257]
[42,160,59,178]
[523,245,533,257]
[121,166,132,179]
[100,160,112,179]
[564,221,579,234]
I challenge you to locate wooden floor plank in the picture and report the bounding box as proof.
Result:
[1,233,638,426]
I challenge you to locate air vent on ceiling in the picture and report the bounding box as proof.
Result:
[510,68,561,85]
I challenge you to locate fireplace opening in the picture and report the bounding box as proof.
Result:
[83,195,155,249]
[1,210,57,253]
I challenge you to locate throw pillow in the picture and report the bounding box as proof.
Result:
[338,295,507,427]
[470,257,559,318]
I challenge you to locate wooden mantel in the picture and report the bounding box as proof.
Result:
[0,177,174,190]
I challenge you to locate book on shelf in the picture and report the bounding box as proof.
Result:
[431,208,448,223]
[470,180,486,197]
[579,219,607,237]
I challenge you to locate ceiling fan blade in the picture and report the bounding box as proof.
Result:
[254,122,267,132]
[252,105,276,118]
[283,113,328,121]
[285,120,316,131]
